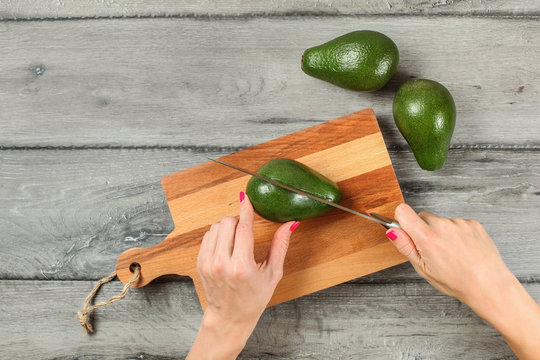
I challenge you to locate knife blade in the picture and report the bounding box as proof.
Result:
[207,157,401,230]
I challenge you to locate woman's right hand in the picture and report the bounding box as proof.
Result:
[387,203,511,308]
[388,204,540,359]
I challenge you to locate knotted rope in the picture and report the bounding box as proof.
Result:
[77,265,141,334]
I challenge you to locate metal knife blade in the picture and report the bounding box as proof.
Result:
[207,157,401,230]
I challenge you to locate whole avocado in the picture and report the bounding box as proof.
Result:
[393,79,456,171]
[246,159,342,223]
[301,30,399,91]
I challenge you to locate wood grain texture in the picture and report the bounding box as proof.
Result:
[1,147,538,282]
[1,0,539,19]
[0,17,539,147]
[116,110,406,309]
[2,279,535,359]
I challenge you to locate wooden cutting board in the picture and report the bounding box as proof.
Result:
[116,108,406,309]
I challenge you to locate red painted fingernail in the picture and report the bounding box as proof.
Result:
[289,222,300,232]
[386,230,398,241]
[239,191,245,203]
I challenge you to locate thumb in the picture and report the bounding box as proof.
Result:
[265,221,299,275]
[385,228,421,267]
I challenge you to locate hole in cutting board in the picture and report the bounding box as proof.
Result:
[129,262,141,273]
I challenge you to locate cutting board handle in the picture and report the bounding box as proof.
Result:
[115,232,198,287]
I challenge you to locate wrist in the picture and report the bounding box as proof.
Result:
[466,269,540,357]
[188,308,257,360]
[199,309,257,358]
[465,267,522,325]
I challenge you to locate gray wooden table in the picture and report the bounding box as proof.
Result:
[1,1,539,359]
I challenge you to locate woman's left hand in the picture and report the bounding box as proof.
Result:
[187,192,299,359]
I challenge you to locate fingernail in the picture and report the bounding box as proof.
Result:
[239,191,245,203]
[386,230,398,241]
[289,221,300,232]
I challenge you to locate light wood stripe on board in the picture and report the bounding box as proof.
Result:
[166,132,390,236]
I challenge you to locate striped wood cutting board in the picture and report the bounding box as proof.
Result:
[116,108,406,309]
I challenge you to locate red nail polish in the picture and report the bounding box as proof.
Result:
[239,191,245,203]
[386,230,398,241]
[289,222,300,232]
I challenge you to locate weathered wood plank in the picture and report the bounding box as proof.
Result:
[2,279,534,359]
[1,148,538,281]
[0,17,539,147]
[1,0,539,19]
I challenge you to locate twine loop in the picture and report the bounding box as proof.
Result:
[77,265,141,334]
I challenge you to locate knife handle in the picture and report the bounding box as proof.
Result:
[369,212,402,230]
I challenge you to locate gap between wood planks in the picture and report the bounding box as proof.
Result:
[2,276,540,284]
[0,144,539,152]
[3,273,539,284]
[1,0,539,21]
[1,12,540,22]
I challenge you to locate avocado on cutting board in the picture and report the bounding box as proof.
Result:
[247,158,343,222]
[116,109,406,310]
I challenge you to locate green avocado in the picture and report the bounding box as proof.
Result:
[246,158,342,223]
[393,79,456,171]
[301,30,399,92]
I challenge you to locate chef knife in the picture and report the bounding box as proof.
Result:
[208,158,402,230]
